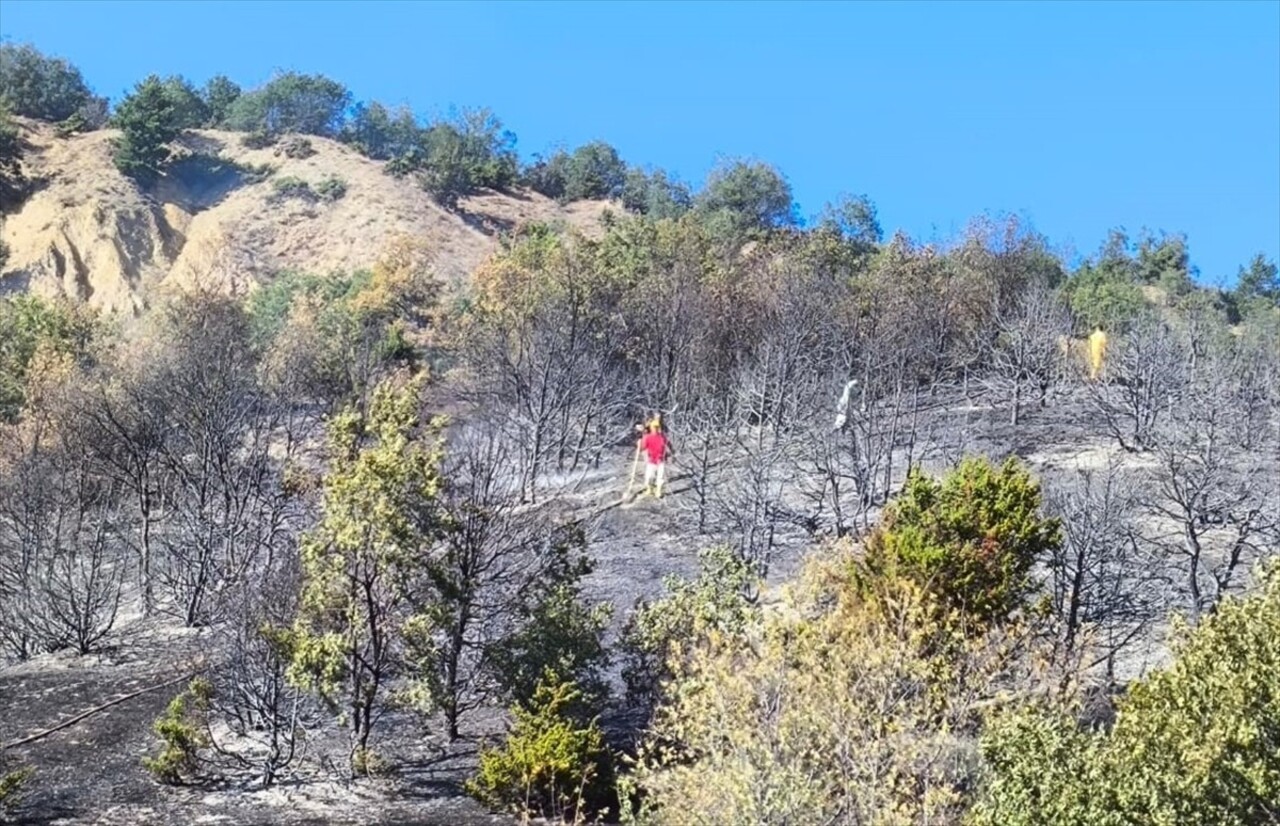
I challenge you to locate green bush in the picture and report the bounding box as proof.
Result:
[270,176,315,201]
[971,562,1280,826]
[241,130,277,150]
[0,101,23,211]
[619,545,756,712]
[0,752,33,815]
[315,176,347,201]
[141,678,213,784]
[340,100,421,160]
[861,456,1061,626]
[275,135,315,159]
[467,670,615,822]
[0,294,95,420]
[0,43,101,122]
[562,141,626,201]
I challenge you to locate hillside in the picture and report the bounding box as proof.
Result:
[0,118,612,313]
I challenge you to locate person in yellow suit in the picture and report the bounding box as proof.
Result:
[1088,326,1108,380]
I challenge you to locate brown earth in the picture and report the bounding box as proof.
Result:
[0,118,613,313]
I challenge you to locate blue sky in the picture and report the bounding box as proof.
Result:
[2,0,1277,282]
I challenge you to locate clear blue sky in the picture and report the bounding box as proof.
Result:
[2,0,1277,282]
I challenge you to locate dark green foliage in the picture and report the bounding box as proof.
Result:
[275,135,316,159]
[1136,231,1194,299]
[695,159,797,237]
[862,456,1061,626]
[0,100,27,212]
[1234,253,1279,318]
[200,75,241,127]
[816,193,883,253]
[142,678,213,784]
[466,670,615,822]
[111,75,182,183]
[241,130,276,150]
[340,101,421,160]
[315,176,347,201]
[1060,233,1148,331]
[487,527,611,710]
[0,42,99,122]
[620,167,692,218]
[562,140,626,201]
[270,175,315,201]
[972,564,1280,826]
[522,150,569,199]
[159,75,209,130]
[225,71,351,138]
[408,108,518,208]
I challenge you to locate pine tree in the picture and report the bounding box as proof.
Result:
[112,75,180,183]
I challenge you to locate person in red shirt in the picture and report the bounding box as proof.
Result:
[639,416,671,499]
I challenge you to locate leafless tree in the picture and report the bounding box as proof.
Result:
[0,421,125,658]
[1140,361,1279,621]
[986,284,1073,425]
[1090,316,1187,452]
[1042,461,1166,681]
[205,560,317,788]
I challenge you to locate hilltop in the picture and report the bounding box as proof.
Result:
[0,117,612,313]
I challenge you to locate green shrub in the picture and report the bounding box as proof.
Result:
[861,456,1061,626]
[270,176,315,201]
[241,130,277,150]
[971,562,1280,826]
[315,176,347,201]
[141,678,213,784]
[619,545,756,712]
[467,670,615,822]
[275,135,316,160]
[0,294,96,420]
[0,752,33,814]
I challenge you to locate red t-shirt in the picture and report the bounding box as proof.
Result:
[642,432,667,463]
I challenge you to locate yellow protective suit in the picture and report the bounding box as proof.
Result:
[1088,329,1108,380]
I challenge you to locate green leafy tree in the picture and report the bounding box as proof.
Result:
[861,456,1062,626]
[620,166,692,219]
[816,193,883,253]
[1233,253,1279,318]
[200,74,241,127]
[112,75,182,183]
[341,100,421,160]
[522,150,570,199]
[158,75,209,130]
[486,535,613,712]
[972,562,1280,826]
[414,108,518,208]
[694,159,797,238]
[284,374,446,771]
[467,669,615,822]
[562,140,626,201]
[225,71,351,137]
[0,294,95,420]
[0,42,98,122]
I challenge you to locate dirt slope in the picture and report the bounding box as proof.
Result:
[0,119,612,313]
